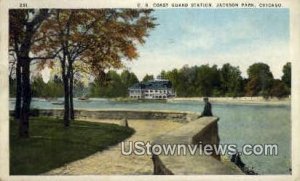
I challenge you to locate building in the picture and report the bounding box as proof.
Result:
[128,78,176,99]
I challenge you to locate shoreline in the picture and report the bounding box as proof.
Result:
[9,96,291,106]
[167,96,291,106]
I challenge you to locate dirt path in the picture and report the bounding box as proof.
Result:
[45,119,184,175]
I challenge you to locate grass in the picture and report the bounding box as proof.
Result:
[10,117,135,175]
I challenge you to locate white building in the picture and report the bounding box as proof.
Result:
[128,78,176,99]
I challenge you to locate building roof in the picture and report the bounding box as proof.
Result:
[129,80,172,90]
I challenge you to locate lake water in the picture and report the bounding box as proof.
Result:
[9,98,291,174]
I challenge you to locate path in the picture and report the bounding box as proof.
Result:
[45,119,184,175]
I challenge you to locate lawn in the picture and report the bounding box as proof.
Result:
[10,117,135,175]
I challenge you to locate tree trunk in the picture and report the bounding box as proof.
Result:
[14,60,22,120]
[69,64,74,120]
[14,9,50,137]
[19,60,31,138]
[63,73,70,127]
[60,57,71,127]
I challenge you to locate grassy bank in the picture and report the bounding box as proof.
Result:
[10,117,135,175]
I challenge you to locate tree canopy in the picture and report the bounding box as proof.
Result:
[281,62,291,88]
[142,74,154,82]
[246,63,274,98]
[90,70,138,98]
[32,9,156,125]
[220,63,243,97]
[18,62,291,99]
[9,9,157,135]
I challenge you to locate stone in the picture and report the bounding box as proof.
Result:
[120,118,129,127]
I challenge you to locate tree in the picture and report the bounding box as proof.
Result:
[90,70,139,98]
[245,77,260,97]
[160,70,167,79]
[163,69,179,88]
[182,65,198,96]
[281,62,291,89]
[31,75,64,98]
[37,9,156,126]
[164,65,191,97]
[160,65,222,97]
[9,9,53,138]
[193,65,221,97]
[246,63,274,98]
[120,70,139,89]
[106,71,127,97]
[270,79,289,98]
[219,63,243,97]
[142,74,154,82]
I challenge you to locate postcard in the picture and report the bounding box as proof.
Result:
[0,0,299,180]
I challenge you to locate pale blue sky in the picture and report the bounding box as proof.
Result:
[125,9,290,80]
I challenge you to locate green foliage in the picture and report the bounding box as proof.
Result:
[162,64,221,97]
[245,77,260,97]
[26,63,290,99]
[270,79,290,98]
[220,63,243,97]
[142,74,154,82]
[196,65,221,97]
[121,70,139,88]
[281,62,291,88]
[90,70,139,98]
[10,117,134,174]
[31,76,64,98]
[246,63,274,98]
[159,62,289,98]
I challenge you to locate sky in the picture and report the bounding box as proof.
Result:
[124,8,290,80]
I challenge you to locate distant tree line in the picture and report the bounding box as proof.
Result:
[9,70,139,98]
[89,70,139,98]
[10,62,291,100]
[160,62,291,98]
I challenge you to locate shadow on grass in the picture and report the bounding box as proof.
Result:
[10,117,135,175]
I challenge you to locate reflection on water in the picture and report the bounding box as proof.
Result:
[9,98,291,174]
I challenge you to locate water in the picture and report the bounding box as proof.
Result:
[9,98,291,174]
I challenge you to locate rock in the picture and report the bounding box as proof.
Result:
[231,153,245,168]
[231,153,258,175]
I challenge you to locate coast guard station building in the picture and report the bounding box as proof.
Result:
[128,76,176,99]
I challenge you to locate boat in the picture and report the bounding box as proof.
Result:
[78,95,89,101]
